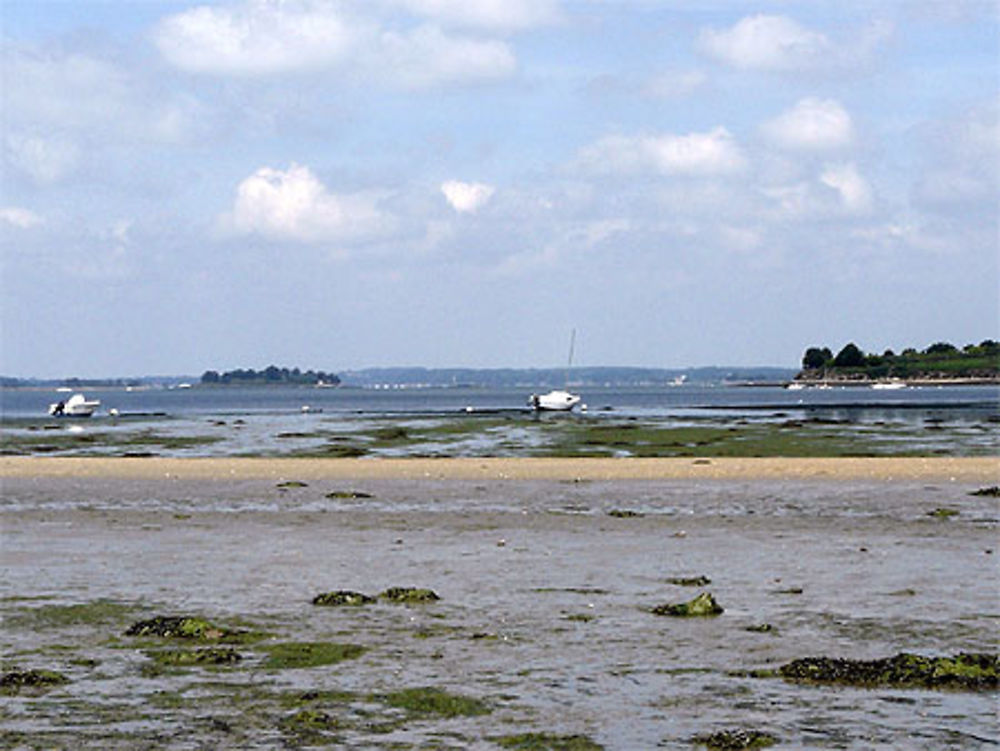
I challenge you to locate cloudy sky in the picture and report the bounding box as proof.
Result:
[2,0,997,377]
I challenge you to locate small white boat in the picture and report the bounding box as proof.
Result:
[785,382,805,390]
[871,381,906,390]
[529,330,581,412]
[529,389,581,411]
[49,393,100,417]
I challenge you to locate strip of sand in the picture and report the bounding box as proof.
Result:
[1,456,996,482]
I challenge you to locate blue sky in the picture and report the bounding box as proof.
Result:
[2,0,997,377]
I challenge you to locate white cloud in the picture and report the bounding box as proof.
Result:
[441,180,496,213]
[155,1,518,87]
[820,162,873,213]
[577,127,746,177]
[698,15,832,71]
[392,0,561,31]
[762,98,855,151]
[223,163,387,242]
[0,207,43,229]
[376,25,516,88]
[5,134,80,184]
[154,0,359,75]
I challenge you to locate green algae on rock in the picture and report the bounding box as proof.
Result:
[607,509,644,518]
[774,652,998,690]
[312,590,376,606]
[124,615,267,644]
[0,668,69,695]
[692,728,777,749]
[325,490,373,499]
[261,641,366,670]
[375,686,491,717]
[494,732,605,750]
[379,587,441,604]
[276,480,308,489]
[652,592,723,617]
[146,647,243,667]
[745,623,775,633]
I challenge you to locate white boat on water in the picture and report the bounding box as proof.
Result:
[529,389,581,411]
[871,381,906,390]
[529,330,582,412]
[49,393,100,417]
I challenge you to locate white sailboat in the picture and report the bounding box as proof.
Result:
[529,330,582,412]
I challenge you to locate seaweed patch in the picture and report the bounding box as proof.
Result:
[651,592,723,617]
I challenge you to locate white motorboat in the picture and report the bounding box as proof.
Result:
[49,393,100,417]
[529,330,582,412]
[529,389,581,411]
[871,381,906,390]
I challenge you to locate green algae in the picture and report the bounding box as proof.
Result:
[261,641,366,670]
[926,507,960,519]
[312,590,376,606]
[5,599,137,630]
[276,480,308,488]
[0,667,69,695]
[773,652,998,690]
[494,732,604,750]
[744,623,775,634]
[374,687,491,718]
[692,728,777,749]
[970,486,1000,497]
[651,592,723,617]
[380,587,441,604]
[146,646,243,667]
[325,490,374,499]
[124,615,269,644]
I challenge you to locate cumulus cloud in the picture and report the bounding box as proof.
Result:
[698,15,832,71]
[0,207,43,229]
[441,180,495,213]
[577,127,746,177]
[5,134,80,184]
[376,25,516,88]
[154,0,518,87]
[762,98,855,151]
[154,0,360,75]
[392,0,561,31]
[698,14,891,72]
[223,163,387,243]
[820,162,873,213]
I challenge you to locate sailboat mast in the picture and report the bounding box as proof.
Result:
[565,329,576,387]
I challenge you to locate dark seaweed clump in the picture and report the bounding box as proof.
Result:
[666,575,712,587]
[776,652,998,690]
[379,587,440,603]
[312,590,376,606]
[651,592,723,617]
[0,668,69,695]
[692,728,776,749]
[970,486,1000,497]
[125,615,224,639]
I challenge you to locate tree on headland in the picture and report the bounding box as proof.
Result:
[832,343,865,367]
[200,366,340,386]
[802,347,833,370]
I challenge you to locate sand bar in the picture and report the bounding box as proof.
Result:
[1,455,996,482]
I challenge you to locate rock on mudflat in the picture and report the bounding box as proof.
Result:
[651,592,723,617]
[775,652,998,691]
[312,591,376,607]
[379,587,441,604]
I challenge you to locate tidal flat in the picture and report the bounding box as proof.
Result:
[1,463,997,748]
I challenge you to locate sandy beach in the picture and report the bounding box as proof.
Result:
[2,455,997,482]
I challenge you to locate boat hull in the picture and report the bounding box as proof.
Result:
[529,390,581,412]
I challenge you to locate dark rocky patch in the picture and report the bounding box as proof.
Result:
[0,668,69,695]
[312,590,376,606]
[652,592,723,617]
[379,587,440,603]
[692,728,777,749]
[666,576,712,587]
[773,652,998,691]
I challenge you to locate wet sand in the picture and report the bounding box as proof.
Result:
[2,455,996,482]
[2,456,998,749]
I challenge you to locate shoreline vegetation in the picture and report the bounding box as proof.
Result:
[795,340,999,384]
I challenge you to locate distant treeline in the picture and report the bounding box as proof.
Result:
[0,376,186,388]
[200,366,340,386]
[799,340,999,380]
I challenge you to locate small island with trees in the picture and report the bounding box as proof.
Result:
[200,366,340,387]
[795,340,999,384]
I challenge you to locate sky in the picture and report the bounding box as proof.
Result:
[1,0,997,378]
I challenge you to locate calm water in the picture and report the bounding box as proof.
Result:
[2,383,997,419]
